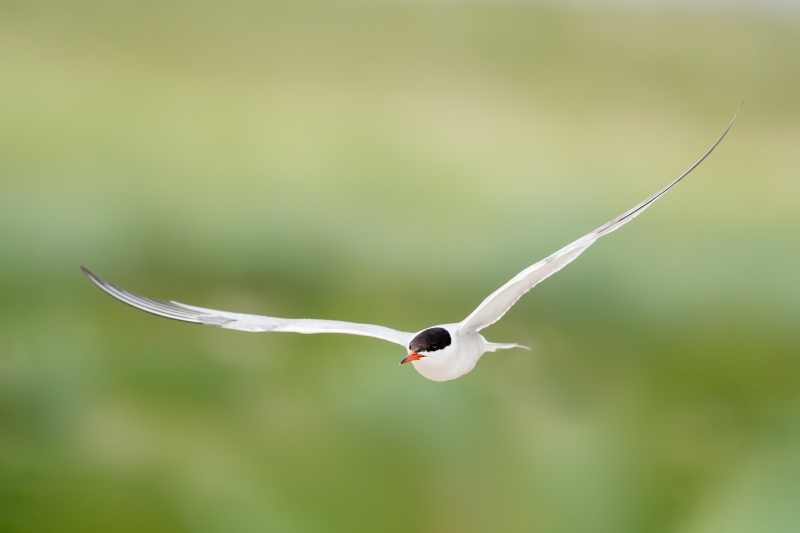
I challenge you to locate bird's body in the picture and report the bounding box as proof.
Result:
[410,329,523,382]
[83,106,741,382]
[407,325,480,382]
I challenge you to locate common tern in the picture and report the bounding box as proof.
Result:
[83,106,740,382]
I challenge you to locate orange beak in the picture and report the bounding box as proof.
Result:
[400,351,424,365]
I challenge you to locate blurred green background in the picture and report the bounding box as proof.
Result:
[1,1,799,532]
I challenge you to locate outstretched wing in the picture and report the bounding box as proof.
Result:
[460,104,742,333]
[82,267,414,348]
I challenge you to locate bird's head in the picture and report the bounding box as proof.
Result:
[401,327,453,365]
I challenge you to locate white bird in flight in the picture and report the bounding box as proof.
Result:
[84,106,740,382]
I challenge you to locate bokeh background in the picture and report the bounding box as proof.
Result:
[2,1,799,532]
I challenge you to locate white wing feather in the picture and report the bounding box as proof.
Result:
[82,267,413,348]
[460,105,741,333]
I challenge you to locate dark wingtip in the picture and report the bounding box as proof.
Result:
[79,267,207,324]
[81,265,96,282]
[81,266,102,286]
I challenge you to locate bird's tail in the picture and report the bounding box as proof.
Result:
[484,342,530,353]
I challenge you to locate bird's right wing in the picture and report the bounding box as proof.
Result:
[82,267,414,348]
[459,104,741,333]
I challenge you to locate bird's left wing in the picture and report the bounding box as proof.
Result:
[460,105,741,333]
[82,267,414,348]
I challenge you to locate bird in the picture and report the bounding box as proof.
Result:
[83,105,740,382]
